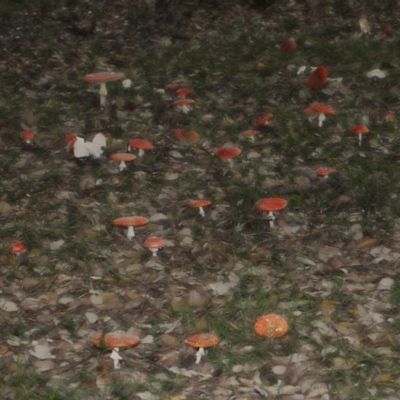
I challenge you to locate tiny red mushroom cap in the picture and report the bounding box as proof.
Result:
[308,66,328,91]
[316,167,337,177]
[281,39,297,52]
[352,125,369,146]
[310,103,335,115]
[257,198,288,212]
[92,331,140,348]
[23,130,34,144]
[254,314,288,338]
[173,99,195,113]
[256,113,274,126]
[144,236,166,257]
[10,242,25,254]
[176,88,191,97]
[128,139,154,156]
[185,333,220,364]
[189,199,212,217]
[113,216,149,240]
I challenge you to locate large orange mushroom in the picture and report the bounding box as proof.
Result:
[113,216,149,240]
[92,331,140,369]
[254,314,288,338]
[83,71,124,107]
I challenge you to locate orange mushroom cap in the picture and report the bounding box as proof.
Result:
[166,82,179,90]
[281,39,297,52]
[316,167,337,177]
[10,242,25,254]
[128,139,154,151]
[216,146,241,159]
[254,314,288,338]
[303,107,319,117]
[113,216,149,227]
[83,71,124,84]
[23,130,34,141]
[257,198,288,212]
[189,200,212,208]
[352,125,369,134]
[92,331,140,348]
[242,130,261,138]
[110,153,137,162]
[174,128,200,143]
[308,66,328,91]
[144,236,166,249]
[173,99,195,106]
[256,113,274,126]
[310,103,335,115]
[185,333,219,348]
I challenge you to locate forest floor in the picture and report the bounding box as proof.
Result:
[2,0,400,399]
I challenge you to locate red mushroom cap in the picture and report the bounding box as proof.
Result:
[185,333,219,348]
[23,130,34,140]
[308,66,328,91]
[281,39,297,52]
[242,130,261,138]
[112,216,149,227]
[176,88,191,97]
[110,153,137,162]
[10,242,25,254]
[173,99,196,106]
[83,71,124,84]
[216,146,241,159]
[144,236,166,249]
[257,198,288,212]
[315,167,337,177]
[256,113,274,126]
[166,83,179,90]
[254,314,288,338]
[174,128,200,143]
[128,139,154,150]
[352,125,369,134]
[92,331,140,348]
[303,108,320,117]
[310,103,336,115]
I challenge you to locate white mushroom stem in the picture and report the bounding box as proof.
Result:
[138,149,144,157]
[110,348,122,369]
[99,82,108,107]
[199,207,205,217]
[150,248,159,257]
[195,347,206,364]
[267,211,276,228]
[318,113,326,127]
[127,226,135,240]
[119,161,127,171]
[227,159,234,168]
[358,134,362,146]
[179,104,191,114]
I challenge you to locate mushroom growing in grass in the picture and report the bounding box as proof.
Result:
[308,66,328,91]
[110,153,136,171]
[144,236,166,257]
[83,71,124,107]
[185,333,219,364]
[23,130,34,145]
[316,167,337,178]
[92,331,140,369]
[216,146,241,168]
[128,139,154,157]
[113,216,149,240]
[242,130,261,142]
[281,39,297,52]
[256,198,288,228]
[352,125,369,146]
[310,103,335,127]
[189,199,211,217]
[174,128,200,144]
[10,242,26,255]
[173,99,195,113]
[256,113,273,126]
[176,88,191,97]
[254,314,288,338]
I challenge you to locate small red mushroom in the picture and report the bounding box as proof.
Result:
[242,130,261,142]
[109,153,136,171]
[23,130,34,145]
[352,125,369,146]
[256,198,288,228]
[10,242,26,255]
[174,128,200,143]
[112,216,149,240]
[216,146,241,168]
[185,333,219,364]
[315,167,337,178]
[254,314,288,338]
[189,199,211,217]
[174,99,195,113]
[128,139,154,157]
[144,236,166,257]
[308,66,328,91]
[256,113,273,126]
[310,103,336,127]
[281,39,297,52]
[176,88,191,97]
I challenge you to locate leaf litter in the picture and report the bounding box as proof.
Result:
[1,1,400,399]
